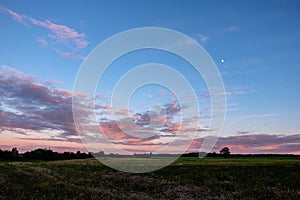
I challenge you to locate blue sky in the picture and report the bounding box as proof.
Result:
[0,0,300,154]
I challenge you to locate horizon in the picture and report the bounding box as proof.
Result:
[0,1,300,155]
[2,146,300,156]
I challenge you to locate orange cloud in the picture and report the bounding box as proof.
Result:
[115,109,133,116]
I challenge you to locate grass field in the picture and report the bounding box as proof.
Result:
[0,157,300,199]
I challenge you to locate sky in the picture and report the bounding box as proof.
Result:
[0,0,300,154]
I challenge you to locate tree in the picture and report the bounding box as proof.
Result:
[220,147,231,158]
[11,147,19,160]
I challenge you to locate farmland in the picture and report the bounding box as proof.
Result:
[0,157,300,199]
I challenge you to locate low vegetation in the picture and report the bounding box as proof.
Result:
[0,157,299,199]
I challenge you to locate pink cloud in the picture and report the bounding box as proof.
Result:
[116,109,134,116]
[30,18,88,49]
[60,51,85,60]
[95,104,111,110]
[57,89,73,97]
[99,120,127,140]
[0,5,88,58]
[157,90,165,97]
[37,37,48,48]
[0,5,25,24]
[188,134,300,154]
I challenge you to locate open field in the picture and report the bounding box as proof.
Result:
[0,157,300,199]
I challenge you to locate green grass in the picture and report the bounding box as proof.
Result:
[0,158,300,199]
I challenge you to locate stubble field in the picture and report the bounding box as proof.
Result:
[0,157,299,199]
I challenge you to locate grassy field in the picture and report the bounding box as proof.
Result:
[0,157,300,199]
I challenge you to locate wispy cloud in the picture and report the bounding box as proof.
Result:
[29,18,88,50]
[222,26,239,32]
[237,131,250,135]
[0,5,25,24]
[59,51,85,60]
[0,5,88,59]
[200,87,251,97]
[115,109,134,116]
[198,33,210,43]
[37,37,48,48]
[239,113,279,119]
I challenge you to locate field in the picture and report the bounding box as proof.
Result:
[0,157,300,199]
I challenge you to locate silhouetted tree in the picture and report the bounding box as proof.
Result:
[220,147,231,158]
[11,147,19,160]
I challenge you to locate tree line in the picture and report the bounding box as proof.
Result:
[0,148,93,161]
[181,147,300,158]
[1,147,299,161]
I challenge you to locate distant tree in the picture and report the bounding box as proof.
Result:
[211,151,217,157]
[220,147,231,158]
[11,147,19,160]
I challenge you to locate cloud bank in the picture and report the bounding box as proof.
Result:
[0,66,299,154]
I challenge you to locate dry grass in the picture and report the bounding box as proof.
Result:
[0,157,299,199]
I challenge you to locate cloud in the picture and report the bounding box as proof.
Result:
[16,137,83,144]
[0,67,182,150]
[201,87,250,97]
[115,109,134,116]
[132,112,151,126]
[95,100,198,148]
[188,133,300,154]
[29,18,88,49]
[0,5,88,59]
[98,118,163,150]
[0,143,87,153]
[37,37,48,48]
[157,90,165,97]
[198,33,210,43]
[0,67,197,152]
[0,66,77,138]
[220,134,300,154]
[237,131,250,135]
[238,113,279,119]
[59,51,85,60]
[0,5,25,24]
[222,26,239,32]
[2,67,298,154]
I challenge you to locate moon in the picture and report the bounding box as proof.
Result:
[221,59,225,63]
